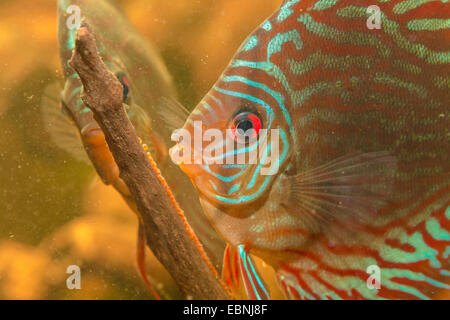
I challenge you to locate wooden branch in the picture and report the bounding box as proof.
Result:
[69,21,229,300]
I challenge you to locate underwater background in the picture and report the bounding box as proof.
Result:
[0,0,282,299]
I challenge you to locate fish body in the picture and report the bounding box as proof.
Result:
[43,0,225,296]
[56,0,176,193]
[173,0,449,299]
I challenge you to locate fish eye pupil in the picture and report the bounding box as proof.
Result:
[237,119,253,132]
[231,112,262,143]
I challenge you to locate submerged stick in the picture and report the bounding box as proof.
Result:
[69,21,229,300]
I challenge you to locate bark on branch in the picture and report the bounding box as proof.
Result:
[69,22,229,300]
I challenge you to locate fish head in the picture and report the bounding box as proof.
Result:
[170,31,295,222]
[169,4,402,252]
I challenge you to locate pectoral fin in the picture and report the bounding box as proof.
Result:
[40,82,90,164]
[286,151,398,232]
[156,97,190,132]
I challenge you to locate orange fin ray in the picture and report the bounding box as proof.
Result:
[222,244,241,296]
[137,223,162,300]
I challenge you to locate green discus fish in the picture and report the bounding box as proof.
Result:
[170,0,449,299]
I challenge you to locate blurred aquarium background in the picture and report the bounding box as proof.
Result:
[0,0,282,299]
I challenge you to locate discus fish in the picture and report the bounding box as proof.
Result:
[170,0,449,299]
[42,0,225,298]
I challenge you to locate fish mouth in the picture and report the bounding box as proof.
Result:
[173,159,226,205]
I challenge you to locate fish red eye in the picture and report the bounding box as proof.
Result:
[122,76,130,87]
[115,72,130,102]
[231,112,262,143]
